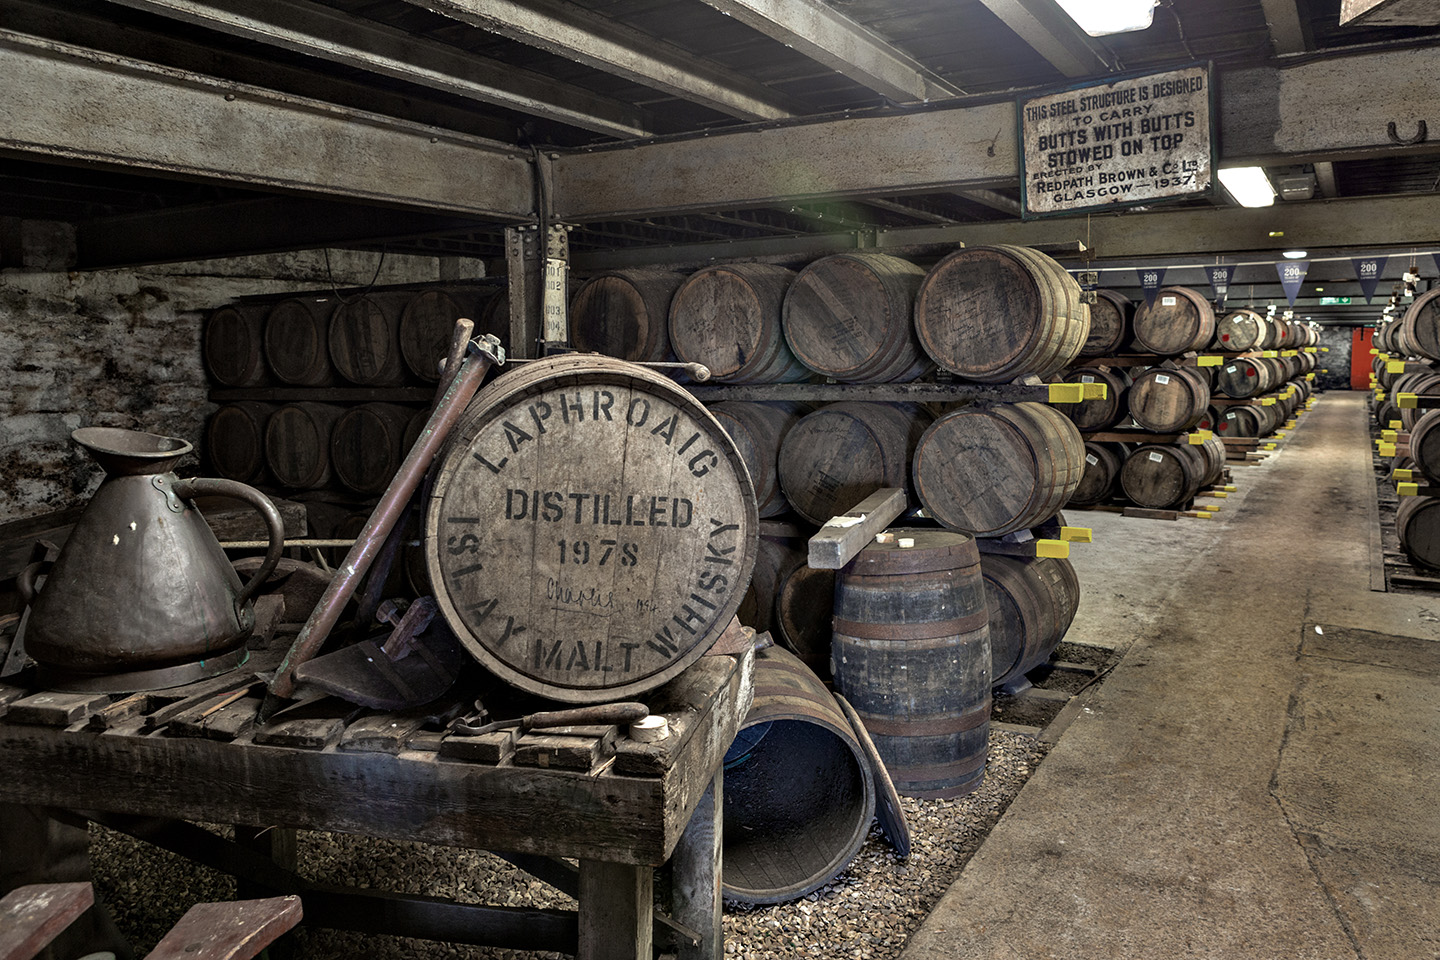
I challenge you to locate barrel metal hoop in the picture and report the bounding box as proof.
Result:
[857,701,991,738]
[889,752,988,781]
[832,611,989,641]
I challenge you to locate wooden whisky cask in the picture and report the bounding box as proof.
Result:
[399,288,472,381]
[1057,366,1131,431]
[203,305,269,387]
[426,354,758,703]
[913,245,1089,382]
[264,402,344,489]
[983,553,1080,691]
[1126,366,1211,432]
[330,402,419,496]
[1212,308,1266,352]
[1120,443,1204,509]
[912,402,1085,538]
[708,401,808,519]
[1402,289,1440,362]
[775,563,836,681]
[1214,357,1275,399]
[264,298,336,386]
[570,269,686,363]
[1397,495,1440,570]
[668,263,808,383]
[737,536,806,636]
[1405,409,1440,484]
[1079,289,1133,357]
[832,528,991,798]
[1067,441,1130,507]
[330,293,407,386]
[722,644,875,904]
[1131,286,1216,356]
[1194,435,1226,488]
[204,401,276,484]
[782,253,930,383]
[777,402,932,525]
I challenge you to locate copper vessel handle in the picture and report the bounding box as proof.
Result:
[173,477,286,618]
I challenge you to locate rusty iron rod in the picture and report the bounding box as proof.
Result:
[267,335,501,703]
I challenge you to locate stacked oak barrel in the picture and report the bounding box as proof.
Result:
[1376,290,1440,570]
[1053,287,1316,511]
[202,285,509,574]
[568,246,1088,868]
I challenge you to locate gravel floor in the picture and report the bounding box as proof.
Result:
[88,730,1048,960]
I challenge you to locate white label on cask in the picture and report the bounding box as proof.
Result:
[1155,374,1171,385]
[1086,453,1099,465]
[1162,296,1178,306]
[1081,375,1095,383]
[1149,451,1164,462]
[1226,365,1237,373]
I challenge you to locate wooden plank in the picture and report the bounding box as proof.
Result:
[1121,507,1181,521]
[807,488,906,570]
[437,729,516,764]
[7,692,109,727]
[669,774,721,960]
[171,696,262,741]
[0,881,94,960]
[144,895,302,960]
[513,731,616,772]
[612,656,735,777]
[85,692,156,731]
[0,684,29,718]
[252,699,361,749]
[339,708,437,754]
[1080,431,1183,443]
[577,861,651,960]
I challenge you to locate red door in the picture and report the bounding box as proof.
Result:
[1351,326,1374,390]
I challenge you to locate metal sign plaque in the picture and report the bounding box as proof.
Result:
[1019,64,1215,219]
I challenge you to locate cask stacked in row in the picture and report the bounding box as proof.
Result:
[1056,366,1131,431]
[1119,442,1209,509]
[1127,366,1211,433]
[569,269,686,364]
[670,263,809,384]
[1067,441,1131,507]
[984,554,1081,691]
[914,245,1089,382]
[911,402,1085,538]
[708,401,809,518]
[777,402,931,525]
[1078,289,1134,357]
[1132,287,1215,356]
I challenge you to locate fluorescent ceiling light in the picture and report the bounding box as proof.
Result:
[1283,250,1308,259]
[1054,0,1158,36]
[1217,167,1276,208]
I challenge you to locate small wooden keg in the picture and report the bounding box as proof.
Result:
[1127,366,1211,432]
[1213,308,1266,352]
[1120,443,1205,509]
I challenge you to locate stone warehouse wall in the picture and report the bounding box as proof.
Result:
[1316,324,1357,392]
[0,239,472,524]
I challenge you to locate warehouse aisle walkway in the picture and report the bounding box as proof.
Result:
[902,392,1440,960]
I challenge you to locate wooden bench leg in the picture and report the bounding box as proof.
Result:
[670,771,723,960]
[0,882,94,960]
[577,861,652,960]
[142,896,302,960]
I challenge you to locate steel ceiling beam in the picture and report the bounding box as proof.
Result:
[972,0,1112,78]
[74,197,487,268]
[569,193,1440,271]
[955,189,1022,217]
[0,29,535,219]
[403,0,803,121]
[1341,0,1440,26]
[102,0,650,139]
[1259,0,1311,53]
[693,0,963,102]
[554,44,1440,221]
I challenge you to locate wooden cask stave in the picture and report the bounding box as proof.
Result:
[775,563,836,681]
[1120,443,1204,509]
[264,298,336,386]
[265,401,344,489]
[330,402,420,496]
[1079,289,1133,357]
[782,253,930,383]
[913,245,1088,383]
[1213,308,1266,352]
[1397,495,1440,570]
[1068,441,1130,507]
[330,293,407,386]
[983,554,1080,690]
[737,535,806,636]
[832,529,991,799]
[1057,366,1130,430]
[722,644,875,904]
[1131,286,1216,356]
[204,305,270,387]
[1126,366,1211,433]
[708,401,809,518]
[570,269,686,363]
[427,354,758,703]
[669,263,808,383]
[204,401,276,484]
[911,402,1085,538]
[777,402,932,525]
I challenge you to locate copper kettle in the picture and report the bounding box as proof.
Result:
[20,427,285,691]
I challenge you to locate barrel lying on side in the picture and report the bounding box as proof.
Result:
[1127,366,1211,433]
[1120,443,1204,509]
[570,269,687,364]
[737,536,806,636]
[204,306,269,387]
[1212,308,1266,352]
[205,401,276,484]
[1131,286,1215,356]
[669,263,808,383]
[1407,409,1440,484]
[723,645,875,905]
[265,298,336,386]
[330,293,407,386]
[783,253,930,383]
[913,245,1089,383]
[1398,495,1440,570]
[778,402,931,525]
[832,529,991,799]
[265,401,344,489]
[1057,366,1131,431]
[1067,441,1131,507]
[983,554,1081,691]
[709,401,808,518]
[1079,289,1133,357]
[330,402,418,496]
[911,402,1085,538]
[775,563,836,681]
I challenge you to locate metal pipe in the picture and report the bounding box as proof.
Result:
[266,335,501,703]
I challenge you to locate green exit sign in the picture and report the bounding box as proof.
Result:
[1319,296,1351,305]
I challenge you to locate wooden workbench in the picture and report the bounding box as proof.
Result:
[0,635,754,960]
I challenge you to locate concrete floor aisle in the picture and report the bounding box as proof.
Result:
[902,391,1440,960]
